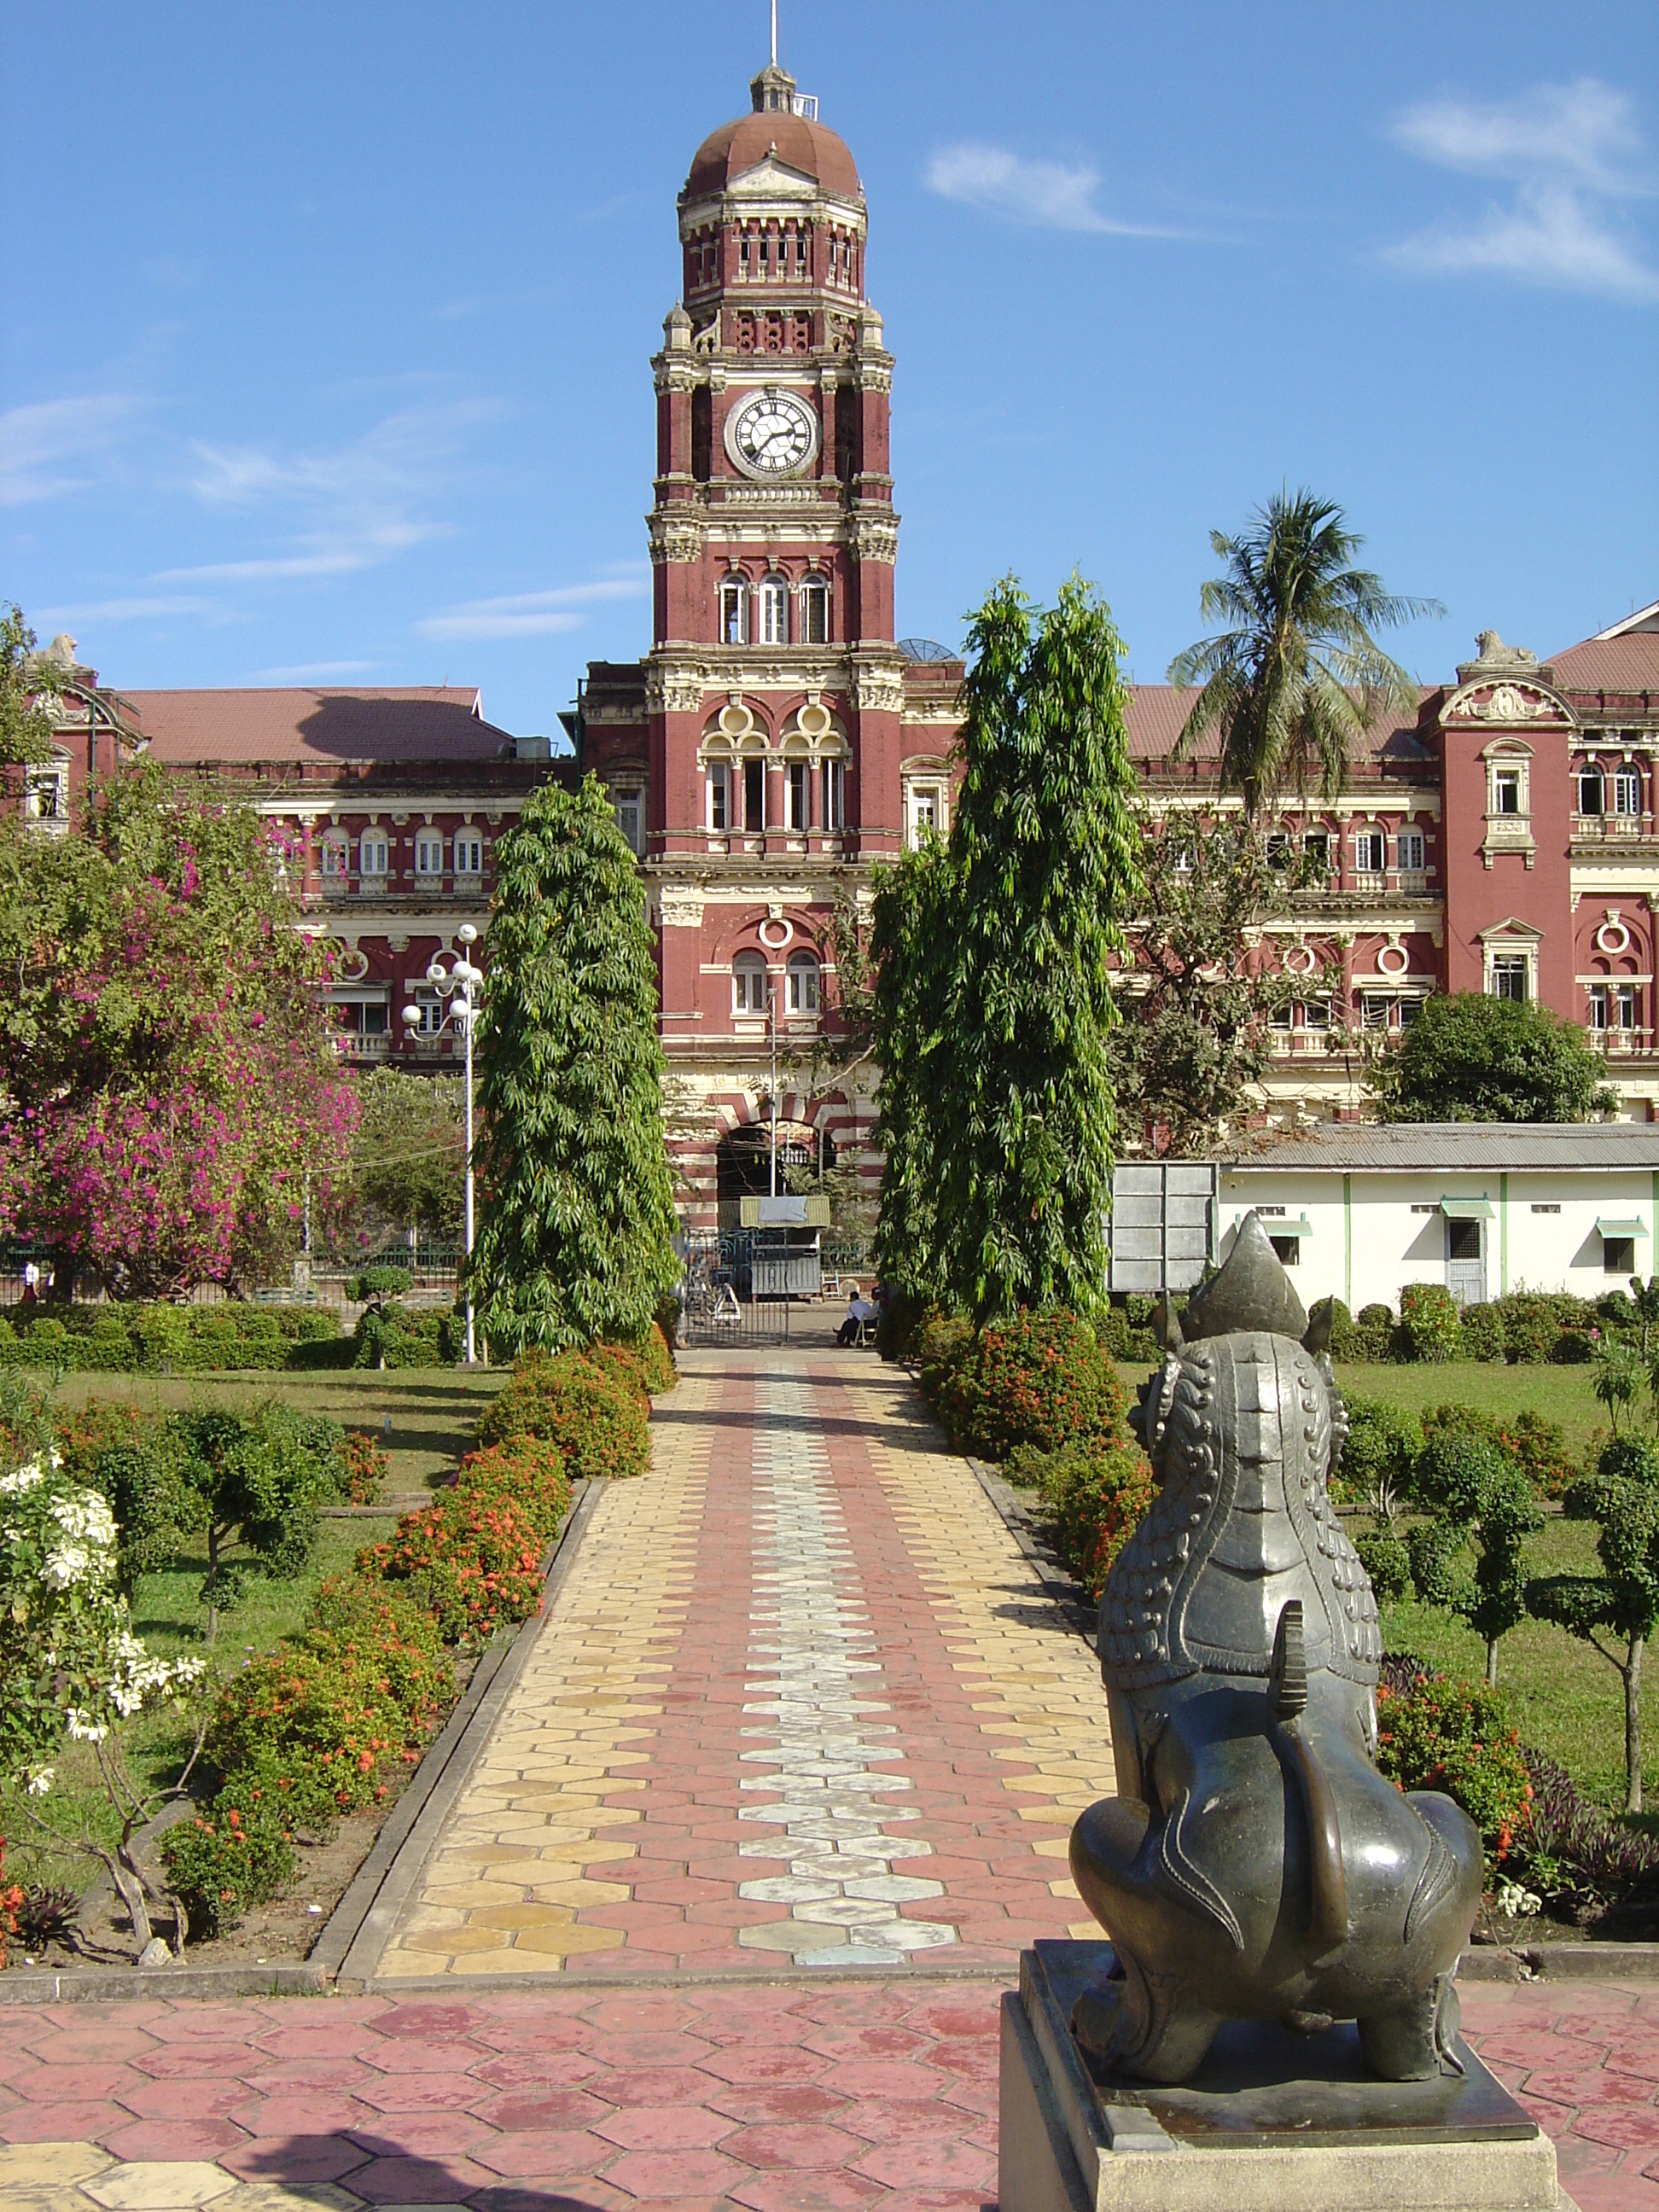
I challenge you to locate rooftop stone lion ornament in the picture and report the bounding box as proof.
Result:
[1068,1213,1482,2086]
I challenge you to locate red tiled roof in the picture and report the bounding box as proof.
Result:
[1547,633,1659,696]
[125,687,516,766]
[1121,684,1429,768]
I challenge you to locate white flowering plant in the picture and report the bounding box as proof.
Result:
[2,1438,209,1959]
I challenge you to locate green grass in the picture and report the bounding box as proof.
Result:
[3,1366,509,1900]
[1332,1359,1609,1462]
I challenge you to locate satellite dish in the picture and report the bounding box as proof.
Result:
[897,637,955,664]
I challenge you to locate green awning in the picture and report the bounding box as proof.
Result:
[1440,1197,1494,1220]
[1598,1218,1648,1239]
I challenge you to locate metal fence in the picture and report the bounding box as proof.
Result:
[678,1230,794,1348]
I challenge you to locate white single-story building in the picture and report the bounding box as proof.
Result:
[1217,1123,1659,1312]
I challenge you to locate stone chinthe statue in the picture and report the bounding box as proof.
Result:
[1068,1213,1483,2087]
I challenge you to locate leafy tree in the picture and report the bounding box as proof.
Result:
[0,765,355,1295]
[870,839,957,1311]
[1107,809,1335,1155]
[1168,490,1440,819]
[1372,991,1616,1124]
[1529,1452,1659,1813]
[471,774,678,1353]
[0,604,58,765]
[873,576,1140,1322]
[1408,1429,1543,1685]
[346,1068,466,1240]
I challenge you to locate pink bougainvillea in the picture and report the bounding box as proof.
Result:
[0,782,358,1298]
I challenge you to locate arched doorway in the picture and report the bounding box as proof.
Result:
[715,1118,835,1199]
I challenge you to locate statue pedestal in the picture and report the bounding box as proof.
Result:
[1000,1942,1573,2212]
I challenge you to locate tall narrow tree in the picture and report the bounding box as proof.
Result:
[880,574,1140,1324]
[471,776,678,1353]
[1168,491,1440,819]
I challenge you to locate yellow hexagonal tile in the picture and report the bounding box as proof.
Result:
[468,1901,577,1931]
[84,2161,237,2209]
[513,1920,626,1954]
[0,2145,113,2188]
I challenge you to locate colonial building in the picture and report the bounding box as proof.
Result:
[17,49,1659,1227]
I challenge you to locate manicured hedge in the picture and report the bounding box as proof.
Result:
[0,1301,343,1374]
[1374,1667,1534,1871]
[1330,1286,1626,1367]
[931,1310,1128,1463]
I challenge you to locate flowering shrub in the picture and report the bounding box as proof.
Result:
[341,1430,389,1505]
[477,1350,650,1481]
[934,1310,1127,1463]
[205,1578,450,1818]
[1374,1672,1534,1869]
[587,1326,677,1400]
[0,1842,21,1970]
[160,1793,294,1939]
[1031,1439,1157,1598]
[1399,1283,1463,1364]
[361,1493,544,1644]
[452,1438,571,1546]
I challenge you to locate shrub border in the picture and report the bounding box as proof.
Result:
[0,1476,600,2005]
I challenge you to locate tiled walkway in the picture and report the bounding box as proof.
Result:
[375,1347,1115,1978]
[1,1336,1654,2209]
[3,1979,1657,2211]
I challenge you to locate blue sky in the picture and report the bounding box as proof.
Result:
[3,1,1656,738]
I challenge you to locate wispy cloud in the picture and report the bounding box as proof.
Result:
[924,143,1181,236]
[414,575,648,643]
[1386,79,1659,302]
[243,659,379,684]
[0,394,140,505]
[158,399,500,585]
[32,594,212,624]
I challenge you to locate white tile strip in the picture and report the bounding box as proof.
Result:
[736,1369,957,1965]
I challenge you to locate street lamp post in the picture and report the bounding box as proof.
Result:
[403,923,481,1365]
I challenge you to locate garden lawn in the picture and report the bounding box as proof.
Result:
[3,1367,509,1899]
[1331,1359,1608,1462]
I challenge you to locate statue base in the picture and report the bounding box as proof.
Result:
[1000,1942,1574,2212]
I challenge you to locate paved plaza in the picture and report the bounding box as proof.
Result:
[1,1339,1656,2209]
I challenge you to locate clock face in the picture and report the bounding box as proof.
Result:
[725,387,819,480]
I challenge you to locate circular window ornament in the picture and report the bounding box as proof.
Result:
[718,701,754,740]
[1284,944,1317,975]
[1597,917,1631,956]
[798,701,833,741]
[336,944,369,983]
[1377,942,1410,976]
[757,916,794,951]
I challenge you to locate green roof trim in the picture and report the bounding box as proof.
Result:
[1598,1218,1648,1239]
[1440,1197,1494,1220]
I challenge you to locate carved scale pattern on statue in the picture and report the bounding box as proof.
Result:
[1068,1214,1482,2088]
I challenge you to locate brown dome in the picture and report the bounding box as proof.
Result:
[684,109,861,201]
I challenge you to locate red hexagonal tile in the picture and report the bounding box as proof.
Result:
[372,2001,492,2040]
[348,2110,498,2158]
[114,2076,253,2122]
[470,2086,616,2133]
[705,2084,852,2128]
[583,2031,718,2070]
[102,2116,249,2161]
[220,2133,370,2186]
[469,2127,612,2180]
[851,2134,995,2191]
[0,2099,133,2143]
[131,2042,257,2079]
[817,2058,947,2102]
[723,2121,867,2171]
[591,2104,736,2153]
[728,2174,883,2212]
[582,2067,725,2108]
[700,2047,831,2088]
[472,2048,606,2093]
[356,2070,490,2114]
[604,2147,750,2199]
[346,2151,500,2202]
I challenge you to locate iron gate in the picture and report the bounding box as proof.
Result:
[677,1230,794,1348]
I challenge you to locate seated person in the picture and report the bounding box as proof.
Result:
[836,1287,878,1345]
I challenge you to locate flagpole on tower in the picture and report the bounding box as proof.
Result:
[771,0,777,66]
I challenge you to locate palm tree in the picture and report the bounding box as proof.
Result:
[1167,491,1441,820]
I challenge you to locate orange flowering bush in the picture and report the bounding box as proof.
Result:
[452,1437,571,1547]
[476,1348,650,1481]
[0,1840,22,1969]
[935,1310,1127,1464]
[361,1493,544,1644]
[1374,1672,1534,1870]
[205,1578,450,1818]
[341,1429,390,1505]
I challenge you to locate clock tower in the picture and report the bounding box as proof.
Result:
[575,45,930,1227]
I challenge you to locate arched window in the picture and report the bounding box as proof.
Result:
[414,830,444,877]
[359,830,389,879]
[757,575,788,646]
[732,952,768,1016]
[319,833,349,878]
[801,575,830,644]
[719,577,747,645]
[454,831,484,876]
[786,951,820,1016]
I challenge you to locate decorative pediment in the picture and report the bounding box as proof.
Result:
[726,154,824,199]
[1476,916,1545,943]
[1446,678,1572,726]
